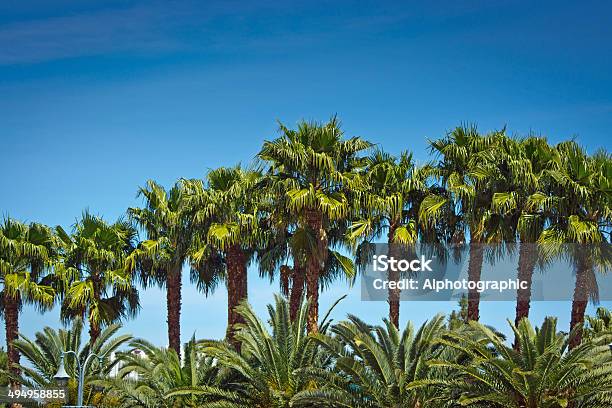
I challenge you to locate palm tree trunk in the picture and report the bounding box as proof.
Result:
[280,265,291,298]
[387,224,400,328]
[226,244,248,348]
[569,252,590,349]
[4,292,21,386]
[514,242,537,327]
[290,262,305,321]
[305,208,325,334]
[166,263,182,355]
[467,241,484,321]
[90,272,102,344]
[89,321,101,345]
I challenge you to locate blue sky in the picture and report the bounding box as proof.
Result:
[1,0,611,346]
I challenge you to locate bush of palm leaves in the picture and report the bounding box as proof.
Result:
[3,317,131,406]
[428,317,612,407]
[194,294,340,407]
[584,306,612,340]
[96,336,223,408]
[296,313,456,408]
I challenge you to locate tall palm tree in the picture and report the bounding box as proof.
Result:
[0,219,58,381]
[58,211,139,344]
[183,166,265,347]
[537,142,611,348]
[483,135,558,334]
[257,174,356,324]
[257,117,372,332]
[8,317,132,406]
[430,317,612,407]
[423,125,504,321]
[348,149,430,328]
[255,172,305,321]
[128,180,192,355]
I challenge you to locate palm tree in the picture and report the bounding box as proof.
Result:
[300,314,452,407]
[254,173,305,321]
[128,181,192,355]
[257,117,372,332]
[483,136,557,332]
[537,142,611,348]
[424,125,504,321]
[57,211,139,344]
[348,149,430,328]
[183,166,265,347]
[257,174,356,324]
[196,294,338,407]
[97,337,222,408]
[0,219,58,381]
[430,317,612,407]
[7,317,132,406]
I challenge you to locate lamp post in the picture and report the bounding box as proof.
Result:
[53,350,104,407]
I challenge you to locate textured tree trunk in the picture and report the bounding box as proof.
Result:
[290,262,305,321]
[89,321,101,346]
[166,263,182,356]
[305,208,326,334]
[387,224,400,329]
[280,265,291,298]
[569,253,590,350]
[226,245,248,349]
[467,241,484,321]
[4,292,21,386]
[89,272,101,344]
[514,242,537,349]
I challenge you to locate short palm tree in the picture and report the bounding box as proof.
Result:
[196,294,338,407]
[7,317,132,406]
[57,211,139,344]
[300,313,452,408]
[257,117,372,333]
[0,219,58,380]
[430,317,612,407]
[128,181,192,355]
[97,337,222,408]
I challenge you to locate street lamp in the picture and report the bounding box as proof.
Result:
[53,354,70,387]
[53,350,105,407]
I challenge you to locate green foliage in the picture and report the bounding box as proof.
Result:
[3,118,612,407]
[585,306,612,339]
[0,218,59,313]
[5,318,132,405]
[0,348,8,387]
[96,336,222,408]
[57,211,139,331]
[195,294,336,407]
[429,317,612,407]
[299,313,455,407]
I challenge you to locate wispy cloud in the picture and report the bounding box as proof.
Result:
[0,3,199,65]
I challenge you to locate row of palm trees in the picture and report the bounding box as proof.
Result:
[1,118,610,380]
[8,298,612,407]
